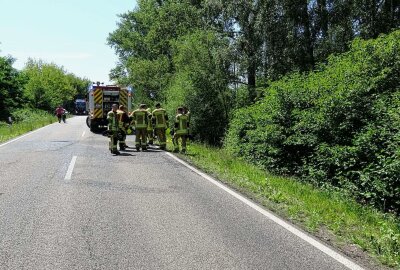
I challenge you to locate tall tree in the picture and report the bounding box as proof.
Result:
[167,30,233,144]
[22,59,77,111]
[0,56,24,120]
[353,0,400,39]
[205,0,264,101]
[108,0,202,103]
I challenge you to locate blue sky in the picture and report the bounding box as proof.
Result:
[0,0,136,84]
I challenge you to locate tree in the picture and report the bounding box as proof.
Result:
[22,59,77,111]
[108,0,202,102]
[353,0,400,39]
[205,0,264,101]
[167,30,233,144]
[0,56,23,120]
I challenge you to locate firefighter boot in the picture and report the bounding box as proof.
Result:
[119,143,126,151]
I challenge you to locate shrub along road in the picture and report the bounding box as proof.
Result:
[0,116,365,269]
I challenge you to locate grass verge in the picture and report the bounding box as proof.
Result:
[168,141,399,268]
[0,114,56,143]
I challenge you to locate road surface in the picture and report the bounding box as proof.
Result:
[0,116,365,269]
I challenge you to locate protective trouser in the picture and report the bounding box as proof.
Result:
[135,128,147,150]
[155,128,166,149]
[173,134,187,152]
[107,111,119,154]
[119,129,127,149]
[147,127,154,144]
[109,133,118,153]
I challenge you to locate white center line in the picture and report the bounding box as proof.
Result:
[165,152,365,270]
[64,156,77,180]
[82,131,86,137]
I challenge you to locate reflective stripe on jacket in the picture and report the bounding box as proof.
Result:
[147,110,153,131]
[131,109,148,129]
[175,114,188,135]
[117,110,129,129]
[107,111,119,131]
[152,108,167,128]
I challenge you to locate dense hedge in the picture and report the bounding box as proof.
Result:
[225,30,400,213]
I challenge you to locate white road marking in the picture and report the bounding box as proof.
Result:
[165,152,365,270]
[82,131,86,137]
[64,156,77,180]
[0,125,50,148]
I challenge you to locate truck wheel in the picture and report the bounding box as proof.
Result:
[86,116,91,128]
[90,123,97,132]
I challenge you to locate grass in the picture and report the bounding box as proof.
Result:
[2,124,398,267]
[0,115,56,143]
[167,141,400,268]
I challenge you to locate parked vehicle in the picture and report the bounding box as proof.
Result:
[86,82,132,132]
[74,99,87,115]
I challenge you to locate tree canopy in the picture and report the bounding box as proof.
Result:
[0,56,90,120]
[108,0,399,144]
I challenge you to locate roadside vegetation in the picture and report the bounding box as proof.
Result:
[2,0,399,268]
[225,31,400,215]
[0,56,89,142]
[0,56,89,127]
[108,1,400,268]
[0,109,56,143]
[169,142,400,267]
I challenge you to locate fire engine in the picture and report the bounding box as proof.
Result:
[86,82,132,132]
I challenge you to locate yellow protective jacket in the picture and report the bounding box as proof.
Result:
[152,108,168,129]
[131,109,148,129]
[146,108,153,131]
[174,113,189,135]
[117,109,130,130]
[107,110,119,132]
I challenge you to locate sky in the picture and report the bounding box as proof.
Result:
[0,0,137,84]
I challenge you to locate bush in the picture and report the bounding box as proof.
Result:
[225,30,400,213]
[11,108,54,123]
[166,30,232,145]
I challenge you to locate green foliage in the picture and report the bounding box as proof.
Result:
[10,108,53,123]
[108,0,202,101]
[65,73,91,98]
[225,30,400,213]
[166,30,233,145]
[177,142,400,267]
[109,0,400,145]
[22,59,78,111]
[0,56,24,120]
[0,109,55,143]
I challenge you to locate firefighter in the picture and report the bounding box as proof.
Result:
[172,107,189,153]
[130,104,148,151]
[152,103,168,150]
[117,105,130,150]
[145,106,154,145]
[107,104,120,155]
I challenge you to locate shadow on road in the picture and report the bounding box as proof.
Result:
[113,153,135,156]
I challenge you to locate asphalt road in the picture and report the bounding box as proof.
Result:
[0,116,365,270]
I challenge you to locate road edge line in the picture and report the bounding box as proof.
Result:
[165,152,365,270]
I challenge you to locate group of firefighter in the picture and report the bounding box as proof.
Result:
[107,103,190,155]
